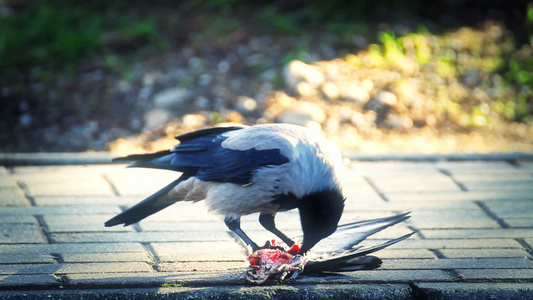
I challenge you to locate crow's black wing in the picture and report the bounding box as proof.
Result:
[113,125,290,185]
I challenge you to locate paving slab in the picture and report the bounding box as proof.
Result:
[439,248,531,259]
[19,171,114,197]
[0,166,9,176]
[42,214,135,233]
[0,205,122,216]
[48,230,236,244]
[344,190,384,204]
[382,258,532,269]
[368,249,436,259]
[350,200,482,211]
[66,270,245,286]
[407,212,501,229]
[66,272,179,287]
[151,241,246,262]
[0,215,37,224]
[376,238,524,249]
[0,223,47,244]
[366,175,461,193]
[138,220,229,232]
[0,262,153,275]
[2,153,115,166]
[523,238,533,249]
[450,171,533,182]
[460,180,533,191]
[481,199,533,218]
[157,261,247,272]
[0,253,57,264]
[0,263,65,275]
[128,202,221,222]
[0,186,30,206]
[386,190,533,202]
[60,252,152,263]
[32,195,139,206]
[0,274,59,287]
[1,157,532,299]
[102,167,180,196]
[415,283,533,300]
[436,161,519,173]
[0,242,146,254]
[349,161,439,175]
[0,178,18,188]
[421,228,533,239]
[504,218,533,227]
[455,268,533,280]
[303,269,453,283]
[517,161,533,170]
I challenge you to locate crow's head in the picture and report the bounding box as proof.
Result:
[298,189,345,254]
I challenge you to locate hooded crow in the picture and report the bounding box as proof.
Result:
[105,123,345,253]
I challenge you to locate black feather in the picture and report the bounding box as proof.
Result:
[112,150,172,163]
[176,126,245,141]
[333,212,411,250]
[303,231,415,274]
[171,127,289,184]
[304,255,382,274]
[105,172,192,227]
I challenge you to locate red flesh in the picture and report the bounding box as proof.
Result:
[287,243,301,255]
[248,240,301,268]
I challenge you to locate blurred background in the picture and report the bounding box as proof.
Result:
[1,0,532,154]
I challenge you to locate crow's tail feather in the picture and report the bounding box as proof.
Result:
[112,150,172,163]
[111,150,181,172]
[105,173,189,227]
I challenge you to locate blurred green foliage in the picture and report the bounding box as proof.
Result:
[0,5,103,68]
[189,14,240,45]
[121,19,156,41]
[345,24,533,126]
[0,1,170,69]
[258,6,303,35]
[0,0,424,69]
[528,3,533,28]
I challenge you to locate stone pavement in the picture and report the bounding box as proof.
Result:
[0,153,532,299]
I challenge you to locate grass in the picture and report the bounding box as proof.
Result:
[0,2,169,70]
[161,283,184,288]
[0,5,103,68]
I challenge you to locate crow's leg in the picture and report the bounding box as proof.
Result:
[225,216,260,251]
[259,213,295,247]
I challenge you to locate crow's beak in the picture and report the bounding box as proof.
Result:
[300,235,321,254]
